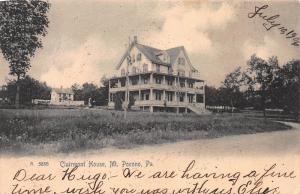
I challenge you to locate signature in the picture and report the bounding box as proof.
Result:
[248,4,300,47]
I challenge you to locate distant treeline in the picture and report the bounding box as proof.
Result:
[0,76,109,106]
[205,55,299,114]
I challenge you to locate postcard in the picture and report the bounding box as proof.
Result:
[0,0,299,194]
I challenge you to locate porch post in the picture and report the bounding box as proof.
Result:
[150,73,153,84]
[203,81,206,106]
[150,88,153,100]
[108,80,111,103]
[139,90,141,101]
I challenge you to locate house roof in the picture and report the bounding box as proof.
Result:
[165,46,184,65]
[116,42,197,71]
[135,44,170,66]
[52,88,74,94]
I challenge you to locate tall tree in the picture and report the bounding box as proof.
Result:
[0,0,50,108]
[222,67,244,112]
[245,55,280,117]
[279,60,300,113]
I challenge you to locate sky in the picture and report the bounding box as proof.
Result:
[0,0,300,87]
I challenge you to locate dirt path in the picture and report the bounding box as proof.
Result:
[82,121,300,158]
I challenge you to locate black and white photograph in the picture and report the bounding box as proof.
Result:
[0,0,299,193]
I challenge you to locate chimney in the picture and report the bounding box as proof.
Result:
[133,36,138,44]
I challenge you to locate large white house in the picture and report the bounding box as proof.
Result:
[108,37,205,114]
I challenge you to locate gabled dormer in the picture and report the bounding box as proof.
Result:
[115,36,198,77]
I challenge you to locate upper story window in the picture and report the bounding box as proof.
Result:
[121,80,126,87]
[155,91,162,100]
[143,63,148,72]
[137,53,142,61]
[178,57,185,65]
[188,82,194,88]
[132,54,135,63]
[179,93,185,102]
[121,68,126,76]
[180,82,185,88]
[156,64,160,73]
[166,92,173,101]
[155,77,162,84]
[131,78,138,85]
[143,78,148,84]
[167,79,173,86]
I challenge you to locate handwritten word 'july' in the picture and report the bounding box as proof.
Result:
[248,4,300,47]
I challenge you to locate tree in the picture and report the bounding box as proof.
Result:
[71,79,109,106]
[6,75,51,105]
[71,83,83,101]
[0,0,50,108]
[222,67,244,113]
[205,86,219,106]
[279,60,300,113]
[244,55,280,117]
[97,75,109,106]
[114,92,123,110]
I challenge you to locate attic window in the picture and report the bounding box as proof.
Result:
[143,64,148,72]
[137,53,142,61]
[178,57,185,65]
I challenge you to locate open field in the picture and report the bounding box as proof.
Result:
[0,108,291,154]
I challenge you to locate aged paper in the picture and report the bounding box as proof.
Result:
[0,0,299,194]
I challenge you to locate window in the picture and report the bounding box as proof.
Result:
[166,92,173,101]
[167,79,173,86]
[178,57,185,65]
[155,77,162,84]
[143,64,148,72]
[110,93,114,102]
[131,78,138,85]
[180,82,185,87]
[188,95,194,103]
[181,58,185,65]
[156,64,160,72]
[188,82,194,88]
[132,54,135,63]
[121,80,126,87]
[179,93,185,102]
[142,93,149,101]
[121,68,125,76]
[155,92,162,100]
[137,53,142,61]
[143,78,148,84]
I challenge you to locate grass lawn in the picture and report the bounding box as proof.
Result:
[0,108,291,154]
